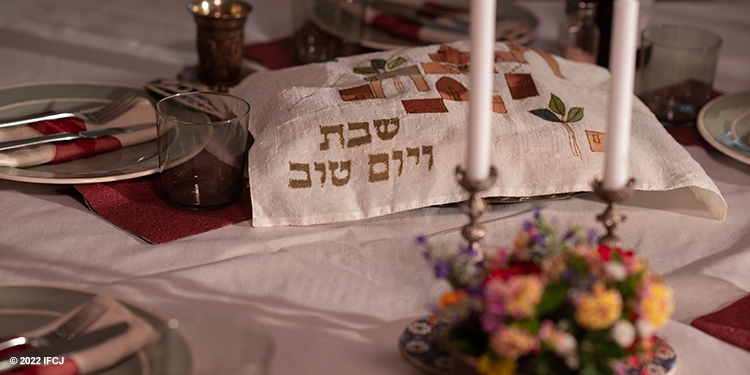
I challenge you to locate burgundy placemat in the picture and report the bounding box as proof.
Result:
[691,293,750,352]
[72,175,252,244]
[243,37,296,70]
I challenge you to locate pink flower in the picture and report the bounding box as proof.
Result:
[484,274,544,320]
[489,325,538,359]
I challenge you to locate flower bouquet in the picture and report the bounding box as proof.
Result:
[419,210,674,375]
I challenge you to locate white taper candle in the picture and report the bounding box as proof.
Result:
[466,0,496,181]
[603,0,639,190]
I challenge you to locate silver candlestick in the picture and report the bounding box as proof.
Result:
[592,178,635,249]
[455,166,497,255]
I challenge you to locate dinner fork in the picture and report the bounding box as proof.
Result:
[0,297,107,352]
[0,92,140,129]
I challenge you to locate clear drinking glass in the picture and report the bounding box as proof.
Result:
[165,315,275,375]
[155,92,250,211]
[291,0,367,65]
[636,24,722,126]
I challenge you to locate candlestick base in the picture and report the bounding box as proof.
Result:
[455,166,497,257]
[592,178,635,249]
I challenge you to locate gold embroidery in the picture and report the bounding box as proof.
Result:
[288,162,312,189]
[368,153,390,182]
[319,124,345,151]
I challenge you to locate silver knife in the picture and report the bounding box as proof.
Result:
[0,124,153,152]
[0,322,129,373]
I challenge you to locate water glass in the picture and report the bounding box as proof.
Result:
[636,24,722,126]
[291,0,367,65]
[166,315,275,375]
[156,92,250,211]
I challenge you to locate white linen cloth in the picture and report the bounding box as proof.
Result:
[235,40,726,227]
[0,98,156,168]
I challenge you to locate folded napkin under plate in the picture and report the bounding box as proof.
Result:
[1,296,157,375]
[0,98,156,168]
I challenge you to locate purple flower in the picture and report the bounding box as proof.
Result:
[531,235,547,247]
[460,244,478,258]
[587,229,599,246]
[481,313,501,333]
[563,269,575,281]
[533,207,541,219]
[522,220,533,230]
[434,261,450,278]
[415,235,429,245]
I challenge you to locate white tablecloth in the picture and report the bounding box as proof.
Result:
[1,1,749,374]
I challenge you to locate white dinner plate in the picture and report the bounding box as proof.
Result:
[315,0,538,51]
[0,283,192,375]
[697,90,750,165]
[0,81,160,184]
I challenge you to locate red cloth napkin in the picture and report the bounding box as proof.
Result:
[691,293,750,352]
[71,174,252,244]
[0,99,155,168]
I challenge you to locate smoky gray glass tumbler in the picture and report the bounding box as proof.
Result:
[156,92,250,211]
[636,24,722,126]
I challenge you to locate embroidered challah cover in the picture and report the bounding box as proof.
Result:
[234,40,725,227]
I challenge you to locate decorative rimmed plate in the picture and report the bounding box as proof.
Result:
[313,0,538,51]
[0,283,192,375]
[0,81,159,184]
[399,316,677,375]
[697,90,750,165]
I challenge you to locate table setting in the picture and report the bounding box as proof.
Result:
[1,0,750,374]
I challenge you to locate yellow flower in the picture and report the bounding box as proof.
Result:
[505,275,544,319]
[477,354,518,375]
[575,283,623,330]
[438,289,467,309]
[638,280,673,329]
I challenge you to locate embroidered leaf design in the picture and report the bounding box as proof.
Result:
[567,107,584,123]
[371,59,387,70]
[549,94,565,117]
[387,57,406,70]
[529,108,562,123]
[354,67,379,75]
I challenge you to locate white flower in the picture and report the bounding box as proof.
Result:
[604,262,627,282]
[610,320,636,348]
[636,319,655,338]
[553,332,578,357]
[564,354,580,370]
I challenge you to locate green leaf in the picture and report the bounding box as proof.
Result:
[387,56,406,69]
[549,94,565,116]
[353,67,379,75]
[537,282,567,316]
[447,318,488,356]
[567,107,584,123]
[371,59,387,70]
[529,108,562,123]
